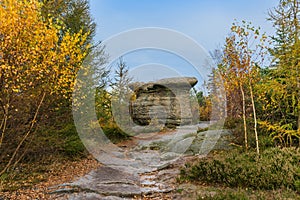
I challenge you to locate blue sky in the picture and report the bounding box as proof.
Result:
[89,0,279,87]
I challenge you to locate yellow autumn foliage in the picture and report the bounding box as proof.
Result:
[0,0,90,161]
[0,0,89,97]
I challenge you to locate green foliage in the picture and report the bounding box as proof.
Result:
[93,58,134,143]
[198,191,249,200]
[180,148,300,191]
[0,0,95,175]
[224,117,241,129]
[259,121,300,147]
[41,0,96,48]
[295,168,300,192]
[268,0,299,58]
[196,187,300,200]
[257,42,300,146]
[95,88,112,124]
[102,123,131,144]
[58,123,87,158]
[190,88,212,121]
[256,0,300,146]
[254,135,274,151]
[224,118,266,149]
[196,91,206,107]
[34,122,88,160]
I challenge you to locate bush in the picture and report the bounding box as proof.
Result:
[224,117,241,129]
[59,123,87,158]
[224,117,276,150]
[224,117,248,146]
[102,123,131,144]
[199,191,249,200]
[180,147,300,191]
[253,135,274,151]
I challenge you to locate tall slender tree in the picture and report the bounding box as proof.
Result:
[217,21,267,153]
[110,58,133,129]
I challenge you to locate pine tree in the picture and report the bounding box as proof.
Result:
[40,0,96,48]
[260,0,300,146]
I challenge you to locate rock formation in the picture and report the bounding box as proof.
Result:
[129,77,198,128]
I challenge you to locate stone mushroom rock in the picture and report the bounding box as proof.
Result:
[129,77,198,128]
[129,77,198,91]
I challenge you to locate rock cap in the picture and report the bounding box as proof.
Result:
[129,77,198,91]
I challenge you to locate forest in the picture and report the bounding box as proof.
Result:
[0,0,299,199]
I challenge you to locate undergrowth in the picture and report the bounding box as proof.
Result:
[180,147,300,192]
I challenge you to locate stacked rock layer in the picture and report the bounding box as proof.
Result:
[129,77,198,128]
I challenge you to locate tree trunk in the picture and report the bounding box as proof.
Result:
[0,109,8,148]
[298,112,300,147]
[298,101,300,133]
[0,98,9,148]
[249,81,259,155]
[0,92,46,176]
[240,84,248,151]
[293,0,300,137]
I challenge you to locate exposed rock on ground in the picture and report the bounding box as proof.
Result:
[49,122,232,199]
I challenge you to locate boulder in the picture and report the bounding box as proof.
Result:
[129,77,198,128]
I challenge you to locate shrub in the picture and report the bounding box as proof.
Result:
[224,117,241,129]
[224,117,276,150]
[180,147,300,191]
[198,191,249,200]
[102,122,131,144]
